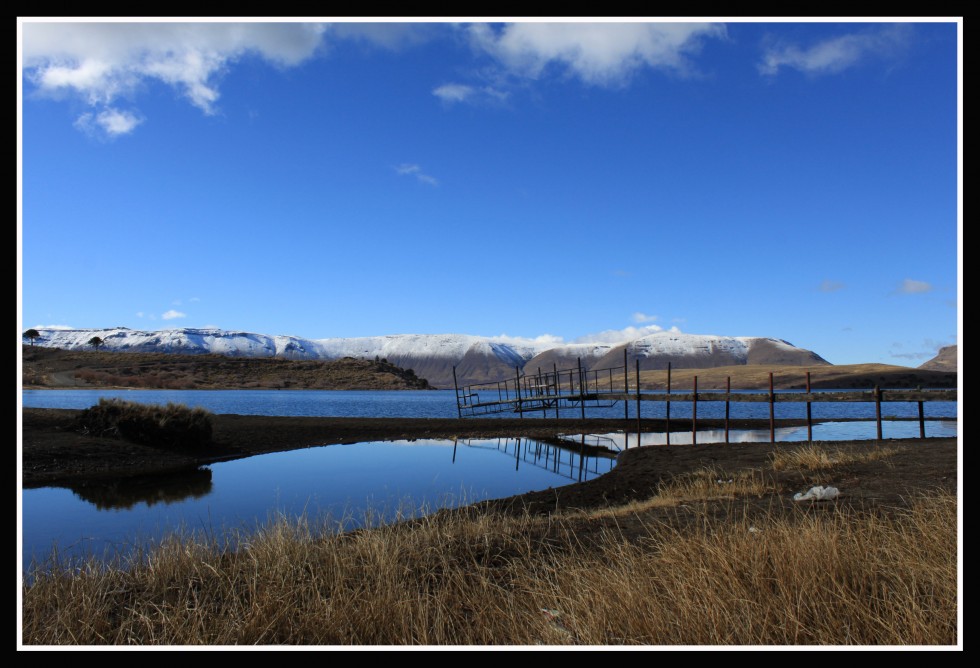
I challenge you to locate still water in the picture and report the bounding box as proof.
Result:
[21,387,958,420]
[20,389,958,574]
[22,436,614,574]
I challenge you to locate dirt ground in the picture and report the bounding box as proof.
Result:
[21,408,958,534]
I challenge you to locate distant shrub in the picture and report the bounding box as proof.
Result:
[75,398,213,449]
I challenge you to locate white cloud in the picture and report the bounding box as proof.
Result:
[433,83,475,103]
[468,22,726,86]
[890,351,933,361]
[819,280,845,292]
[189,296,201,303]
[898,278,933,294]
[922,338,954,352]
[759,24,911,77]
[73,107,143,137]
[395,163,438,186]
[162,309,186,320]
[574,324,682,345]
[23,22,327,131]
[632,312,658,323]
[323,23,435,50]
[492,333,566,346]
[135,311,144,318]
[433,82,509,105]
[889,337,952,361]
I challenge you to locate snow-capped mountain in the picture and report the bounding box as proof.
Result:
[24,327,829,388]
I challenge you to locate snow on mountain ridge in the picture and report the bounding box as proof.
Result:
[27,327,811,361]
[25,327,823,387]
[26,327,556,364]
[628,332,800,361]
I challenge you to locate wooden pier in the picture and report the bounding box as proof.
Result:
[452,354,956,443]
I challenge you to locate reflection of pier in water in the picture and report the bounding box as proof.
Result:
[453,436,617,483]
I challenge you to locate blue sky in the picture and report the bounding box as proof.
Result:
[18,19,961,365]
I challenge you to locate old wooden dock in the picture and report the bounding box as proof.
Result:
[452,353,956,444]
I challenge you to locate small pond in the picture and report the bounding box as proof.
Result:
[22,436,615,574]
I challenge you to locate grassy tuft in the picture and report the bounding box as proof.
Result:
[771,444,897,472]
[74,398,214,449]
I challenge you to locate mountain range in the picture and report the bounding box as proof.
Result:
[24,327,831,388]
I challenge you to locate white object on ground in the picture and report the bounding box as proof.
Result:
[793,485,840,501]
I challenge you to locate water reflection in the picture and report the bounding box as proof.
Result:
[23,437,616,573]
[585,419,957,450]
[456,436,616,483]
[69,466,214,510]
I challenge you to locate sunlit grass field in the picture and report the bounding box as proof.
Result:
[22,443,958,647]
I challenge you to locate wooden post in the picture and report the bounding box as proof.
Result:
[635,359,641,436]
[578,358,585,420]
[725,376,730,444]
[452,366,462,419]
[769,372,775,444]
[554,363,560,420]
[918,400,926,438]
[515,366,523,419]
[806,371,813,444]
[624,349,629,421]
[666,362,671,446]
[692,375,698,446]
[875,385,882,441]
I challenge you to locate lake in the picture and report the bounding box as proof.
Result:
[20,387,958,420]
[20,389,958,574]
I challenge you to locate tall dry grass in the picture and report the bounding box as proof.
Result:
[73,398,213,448]
[770,443,898,472]
[22,488,957,646]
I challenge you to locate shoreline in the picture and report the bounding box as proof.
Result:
[20,408,959,508]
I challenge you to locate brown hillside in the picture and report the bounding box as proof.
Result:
[919,345,958,372]
[21,346,433,390]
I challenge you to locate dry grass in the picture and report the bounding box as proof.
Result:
[576,466,774,519]
[22,485,957,646]
[771,444,898,472]
[74,398,214,449]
